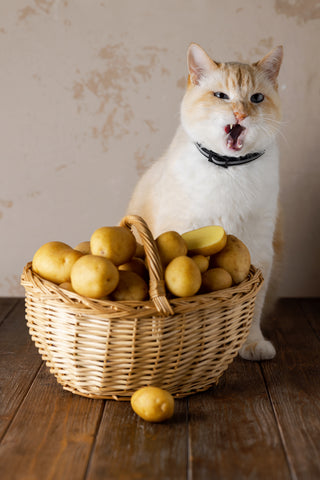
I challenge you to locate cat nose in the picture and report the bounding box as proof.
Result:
[234,111,248,122]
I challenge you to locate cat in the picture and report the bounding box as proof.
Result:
[126,43,283,361]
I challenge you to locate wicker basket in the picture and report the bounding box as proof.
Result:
[21,215,263,400]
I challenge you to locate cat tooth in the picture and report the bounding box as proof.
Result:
[230,124,233,130]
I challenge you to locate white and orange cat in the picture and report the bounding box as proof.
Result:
[127,43,283,361]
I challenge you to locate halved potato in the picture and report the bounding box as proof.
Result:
[182,225,227,256]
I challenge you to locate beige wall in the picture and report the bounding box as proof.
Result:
[1,0,319,297]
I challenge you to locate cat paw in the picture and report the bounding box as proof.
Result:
[239,339,276,361]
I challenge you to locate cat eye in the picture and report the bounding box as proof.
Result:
[250,93,264,103]
[214,92,230,100]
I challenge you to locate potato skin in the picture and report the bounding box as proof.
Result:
[74,241,91,255]
[190,255,210,274]
[59,281,75,292]
[111,271,148,301]
[212,235,251,284]
[32,241,83,284]
[165,256,202,298]
[134,243,145,259]
[118,257,149,281]
[156,231,188,266]
[131,386,174,422]
[202,268,233,292]
[90,226,136,266]
[71,255,119,299]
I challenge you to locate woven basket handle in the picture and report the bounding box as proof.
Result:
[119,215,174,316]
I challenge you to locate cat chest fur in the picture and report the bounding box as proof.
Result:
[145,135,279,241]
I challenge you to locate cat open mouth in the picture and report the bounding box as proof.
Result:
[225,124,246,151]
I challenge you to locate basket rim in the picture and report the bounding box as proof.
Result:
[21,261,264,318]
[21,214,264,317]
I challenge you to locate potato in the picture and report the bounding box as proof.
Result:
[202,268,233,292]
[182,225,227,256]
[155,231,188,266]
[32,241,83,284]
[135,243,145,259]
[74,241,91,255]
[131,386,174,422]
[111,271,148,301]
[90,226,136,266]
[118,257,149,281]
[165,256,202,298]
[71,254,119,298]
[59,281,75,292]
[212,235,251,284]
[190,254,210,273]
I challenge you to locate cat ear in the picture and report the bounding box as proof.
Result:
[187,43,217,86]
[255,46,283,85]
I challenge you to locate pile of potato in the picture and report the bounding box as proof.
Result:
[32,226,148,301]
[31,222,251,301]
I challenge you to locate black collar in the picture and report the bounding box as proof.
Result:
[195,143,265,169]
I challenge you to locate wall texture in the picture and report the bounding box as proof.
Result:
[1,0,319,296]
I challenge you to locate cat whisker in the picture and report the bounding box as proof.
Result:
[259,123,288,146]
[259,125,275,141]
[276,129,289,147]
[262,115,289,128]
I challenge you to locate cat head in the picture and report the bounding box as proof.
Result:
[181,43,283,156]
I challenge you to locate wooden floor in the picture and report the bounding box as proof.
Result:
[0,297,319,480]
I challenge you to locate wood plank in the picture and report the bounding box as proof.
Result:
[299,298,320,339]
[0,297,19,326]
[188,357,291,480]
[0,298,43,440]
[86,397,188,480]
[0,364,104,480]
[261,298,320,480]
